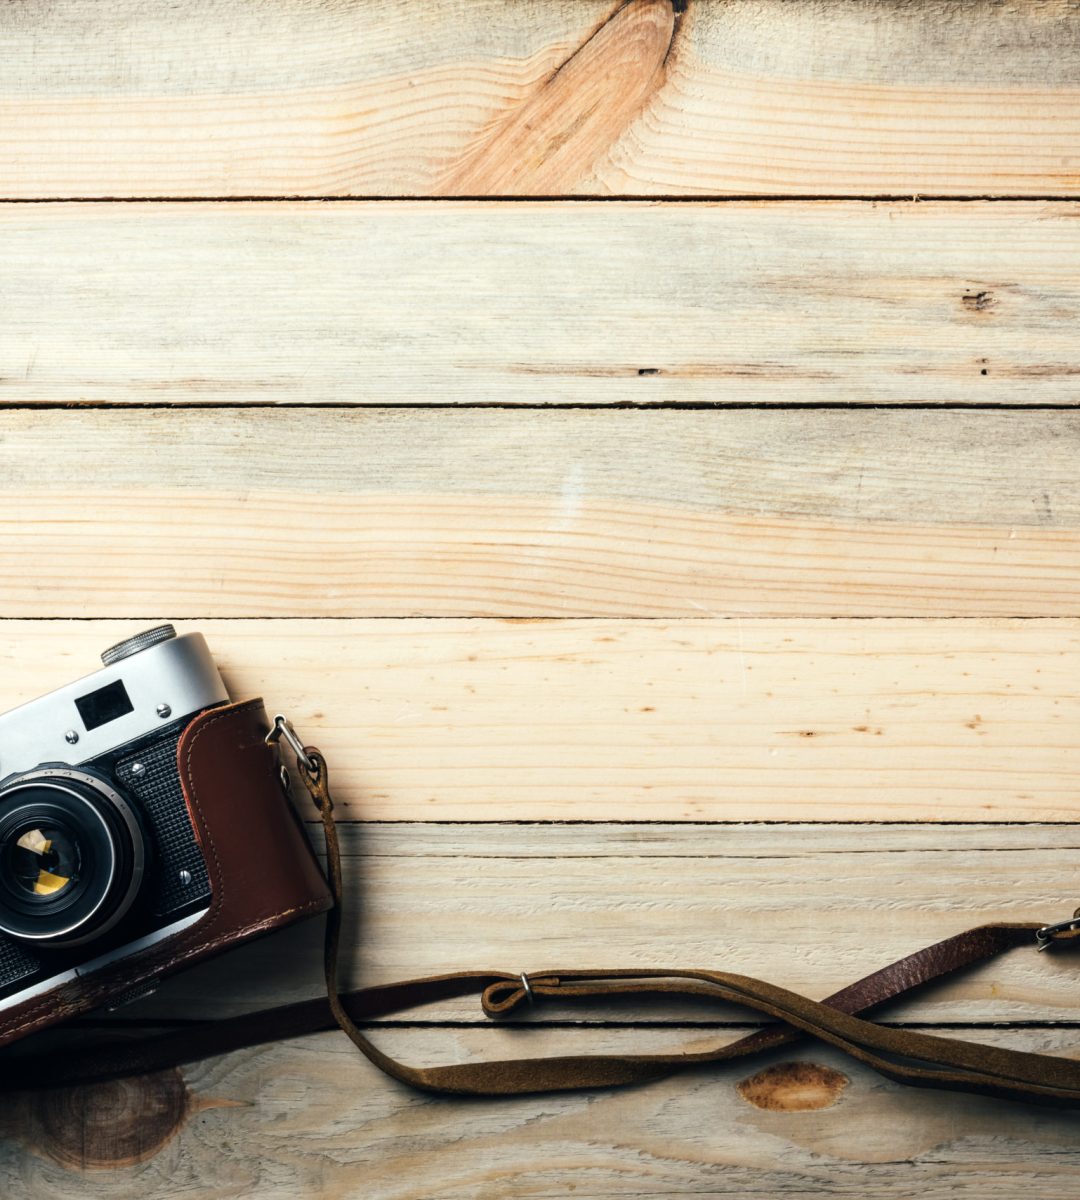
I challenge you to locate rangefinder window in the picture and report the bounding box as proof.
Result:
[75,680,134,732]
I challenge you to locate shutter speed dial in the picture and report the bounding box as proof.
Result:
[100,626,177,667]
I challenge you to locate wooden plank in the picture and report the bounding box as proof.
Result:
[2,407,1079,619]
[5,1027,1080,1190]
[121,823,1080,1025]
[4,200,1080,405]
[4,0,1080,198]
[3,618,1080,823]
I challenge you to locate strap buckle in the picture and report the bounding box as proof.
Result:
[265,713,317,776]
[1035,906,1080,951]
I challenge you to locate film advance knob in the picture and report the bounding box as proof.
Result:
[100,624,178,666]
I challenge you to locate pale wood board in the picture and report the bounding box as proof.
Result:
[115,823,1080,1025]
[4,200,1080,405]
[3,0,1080,198]
[3,618,1079,822]
[4,1027,1080,1193]
[2,407,1079,618]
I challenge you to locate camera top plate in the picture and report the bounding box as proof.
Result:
[0,630,228,778]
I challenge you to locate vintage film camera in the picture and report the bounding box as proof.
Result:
[0,626,330,1046]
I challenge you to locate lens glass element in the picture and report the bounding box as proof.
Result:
[3,822,81,899]
[0,770,147,946]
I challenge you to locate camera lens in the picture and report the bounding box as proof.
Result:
[3,821,82,899]
[0,769,148,948]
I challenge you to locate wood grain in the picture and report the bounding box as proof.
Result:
[437,0,674,195]
[5,1027,1080,1195]
[2,406,1078,618]
[2,619,1079,822]
[4,0,1080,198]
[115,822,1080,1025]
[6,201,1080,405]
[598,0,1080,199]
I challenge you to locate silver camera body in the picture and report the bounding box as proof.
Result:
[0,626,230,1011]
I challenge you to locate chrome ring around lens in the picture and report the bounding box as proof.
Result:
[0,768,147,948]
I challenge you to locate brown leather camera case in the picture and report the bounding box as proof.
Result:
[0,698,332,1048]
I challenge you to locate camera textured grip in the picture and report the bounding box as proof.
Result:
[0,929,41,992]
[115,729,211,917]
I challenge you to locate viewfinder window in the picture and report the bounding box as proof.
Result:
[75,680,134,731]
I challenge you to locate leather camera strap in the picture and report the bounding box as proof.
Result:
[3,746,1080,1107]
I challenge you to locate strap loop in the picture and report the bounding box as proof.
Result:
[266,714,319,779]
[482,974,560,1017]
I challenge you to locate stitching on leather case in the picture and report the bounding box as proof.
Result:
[164,696,272,954]
[180,700,254,924]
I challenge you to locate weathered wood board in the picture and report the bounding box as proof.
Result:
[3,0,1080,198]
[0,619,1078,822]
[1,407,1078,618]
[4,1027,1080,1190]
[3,201,1080,405]
[116,823,1080,1025]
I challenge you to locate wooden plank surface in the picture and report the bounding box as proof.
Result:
[120,823,1080,1025]
[4,200,1080,405]
[5,1027,1080,1192]
[2,619,1079,822]
[5,1,1080,1192]
[4,0,1080,198]
[2,407,1078,618]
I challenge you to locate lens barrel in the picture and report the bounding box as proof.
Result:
[0,769,148,948]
